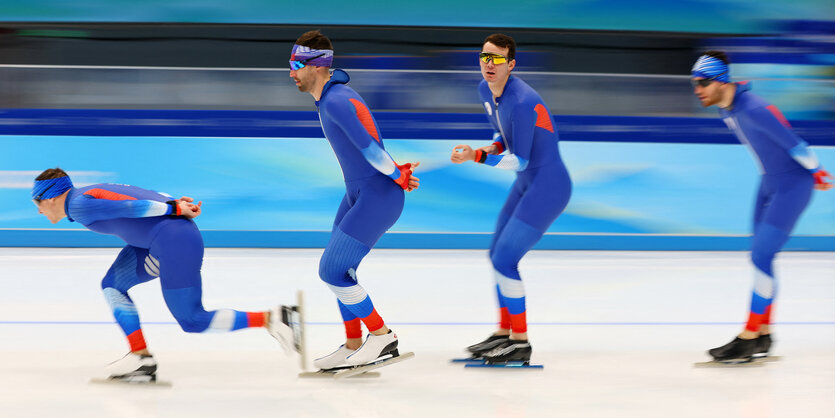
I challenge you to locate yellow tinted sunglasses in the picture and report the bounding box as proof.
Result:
[479,52,508,64]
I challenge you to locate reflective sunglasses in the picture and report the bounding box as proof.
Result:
[479,52,508,65]
[289,53,325,71]
[691,73,727,88]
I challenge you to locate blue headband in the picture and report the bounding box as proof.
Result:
[691,55,729,82]
[290,44,334,68]
[32,176,73,200]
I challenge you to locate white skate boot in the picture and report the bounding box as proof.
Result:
[313,345,356,371]
[269,305,301,354]
[345,330,399,366]
[105,352,158,383]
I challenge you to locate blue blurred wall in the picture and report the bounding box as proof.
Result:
[2,0,833,33]
[2,129,832,250]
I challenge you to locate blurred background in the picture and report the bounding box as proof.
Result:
[0,0,833,249]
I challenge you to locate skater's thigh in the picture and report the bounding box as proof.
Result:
[490,181,524,256]
[513,166,571,232]
[759,176,812,232]
[150,221,204,290]
[338,177,404,247]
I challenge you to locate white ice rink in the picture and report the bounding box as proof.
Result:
[1,248,833,418]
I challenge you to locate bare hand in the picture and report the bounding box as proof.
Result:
[477,144,498,155]
[178,198,202,219]
[815,181,833,191]
[451,145,475,163]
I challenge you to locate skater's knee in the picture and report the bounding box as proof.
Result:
[750,248,775,273]
[318,256,338,284]
[168,305,212,333]
[750,223,788,270]
[490,252,519,278]
[173,314,208,333]
[100,274,132,293]
[318,230,369,286]
[101,275,114,290]
[318,254,355,286]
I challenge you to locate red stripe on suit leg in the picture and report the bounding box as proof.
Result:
[745,310,768,332]
[499,307,511,330]
[362,309,385,333]
[762,304,773,325]
[247,312,266,328]
[344,318,363,339]
[510,311,527,333]
[127,329,147,352]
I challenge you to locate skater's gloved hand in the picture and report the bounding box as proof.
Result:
[813,168,833,191]
[394,162,420,192]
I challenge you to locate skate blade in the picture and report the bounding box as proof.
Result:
[298,370,381,379]
[450,357,485,364]
[90,377,172,387]
[296,290,308,370]
[333,351,415,379]
[465,361,543,369]
[753,355,781,363]
[693,359,764,368]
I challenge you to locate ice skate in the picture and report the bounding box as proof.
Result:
[753,334,772,359]
[301,332,414,379]
[313,345,356,371]
[299,345,382,379]
[90,352,170,386]
[482,339,532,365]
[751,334,781,362]
[269,304,302,354]
[694,336,762,368]
[324,331,413,379]
[466,334,510,357]
[334,351,415,379]
[346,330,399,366]
[451,334,510,363]
[464,339,543,369]
[708,336,756,363]
[298,345,368,378]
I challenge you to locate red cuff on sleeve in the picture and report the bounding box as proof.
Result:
[474,149,488,164]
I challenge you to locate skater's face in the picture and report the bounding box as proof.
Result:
[289,64,318,94]
[480,42,515,84]
[34,196,65,224]
[692,77,725,107]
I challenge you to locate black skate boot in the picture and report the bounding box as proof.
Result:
[482,339,532,365]
[707,337,756,363]
[466,334,510,357]
[753,334,773,359]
